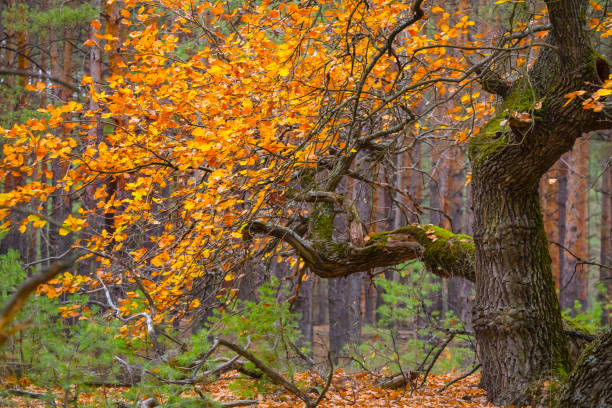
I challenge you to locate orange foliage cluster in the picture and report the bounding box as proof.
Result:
[0,0,552,335]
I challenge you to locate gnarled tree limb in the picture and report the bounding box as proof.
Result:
[244,222,475,281]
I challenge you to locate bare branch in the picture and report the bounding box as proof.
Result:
[96,274,162,355]
[217,338,315,407]
[436,363,482,394]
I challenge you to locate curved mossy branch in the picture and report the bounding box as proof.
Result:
[243,221,475,281]
[373,225,475,282]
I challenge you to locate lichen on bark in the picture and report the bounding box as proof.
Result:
[469,82,538,165]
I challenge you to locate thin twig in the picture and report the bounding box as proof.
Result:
[313,351,334,407]
[417,333,456,389]
[113,356,135,387]
[436,363,481,394]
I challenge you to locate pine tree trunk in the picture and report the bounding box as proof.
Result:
[541,163,562,290]
[295,271,313,348]
[444,146,473,326]
[561,137,589,311]
[328,276,360,363]
[313,276,327,325]
[600,147,612,326]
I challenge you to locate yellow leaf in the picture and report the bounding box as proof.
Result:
[58,226,71,236]
[224,273,236,281]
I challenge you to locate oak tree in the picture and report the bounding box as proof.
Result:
[1,0,612,406]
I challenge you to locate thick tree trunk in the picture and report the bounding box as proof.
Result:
[466,0,609,401]
[471,180,570,404]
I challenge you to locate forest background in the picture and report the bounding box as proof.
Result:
[0,0,610,407]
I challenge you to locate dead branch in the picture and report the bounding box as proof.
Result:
[96,274,162,355]
[114,356,136,387]
[4,389,57,408]
[220,400,258,407]
[374,371,420,390]
[217,338,316,407]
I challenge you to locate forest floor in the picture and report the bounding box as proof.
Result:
[1,371,504,407]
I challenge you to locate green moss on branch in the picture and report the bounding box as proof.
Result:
[366,224,475,281]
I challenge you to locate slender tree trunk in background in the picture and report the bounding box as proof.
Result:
[80,0,105,276]
[328,277,345,362]
[102,0,129,239]
[560,137,589,311]
[294,270,313,348]
[444,146,473,327]
[49,28,74,259]
[409,140,422,224]
[541,164,562,290]
[312,276,327,325]
[327,179,361,362]
[600,147,612,326]
[428,140,446,316]
[328,277,357,363]
[558,160,569,299]
[363,166,379,325]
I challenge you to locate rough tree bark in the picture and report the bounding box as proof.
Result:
[557,329,612,408]
[467,0,609,403]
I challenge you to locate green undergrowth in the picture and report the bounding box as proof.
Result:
[352,264,475,376]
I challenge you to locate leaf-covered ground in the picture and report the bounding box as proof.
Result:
[1,371,505,407]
